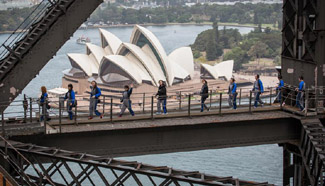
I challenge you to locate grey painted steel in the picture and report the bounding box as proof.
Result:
[282,0,325,87]
[11,117,301,157]
[0,137,273,186]
[0,0,103,113]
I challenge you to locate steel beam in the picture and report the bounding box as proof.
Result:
[283,147,292,186]
[282,0,325,87]
[11,117,301,157]
[0,137,274,186]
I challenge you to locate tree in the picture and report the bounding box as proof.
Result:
[248,41,268,67]
[264,27,272,34]
[224,47,249,71]
[253,11,259,24]
[212,20,219,43]
[206,39,217,61]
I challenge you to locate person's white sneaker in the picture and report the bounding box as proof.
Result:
[163,112,168,115]
[156,112,161,115]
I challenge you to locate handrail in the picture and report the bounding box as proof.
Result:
[0,87,279,133]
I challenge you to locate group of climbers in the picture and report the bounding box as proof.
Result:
[38,74,306,121]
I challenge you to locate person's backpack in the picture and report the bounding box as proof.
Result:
[66,92,77,107]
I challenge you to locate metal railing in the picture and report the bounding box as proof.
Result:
[0,86,279,135]
[0,0,56,61]
[280,84,325,116]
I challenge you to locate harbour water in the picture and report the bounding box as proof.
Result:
[0,25,282,185]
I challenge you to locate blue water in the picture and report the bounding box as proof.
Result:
[0,25,282,185]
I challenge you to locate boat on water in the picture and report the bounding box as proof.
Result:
[76,36,91,45]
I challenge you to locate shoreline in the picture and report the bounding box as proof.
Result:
[0,22,276,34]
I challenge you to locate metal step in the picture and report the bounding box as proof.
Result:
[5,61,12,65]
[9,56,16,60]
[22,42,30,47]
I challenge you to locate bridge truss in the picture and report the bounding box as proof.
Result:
[0,136,272,186]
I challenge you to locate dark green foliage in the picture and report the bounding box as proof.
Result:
[224,29,281,71]
[224,47,250,71]
[206,39,217,61]
[191,25,242,60]
[193,50,202,58]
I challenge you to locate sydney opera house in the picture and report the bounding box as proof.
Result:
[61,25,235,99]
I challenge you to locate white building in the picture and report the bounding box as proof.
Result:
[200,60,234,81]
[64,25,194,89]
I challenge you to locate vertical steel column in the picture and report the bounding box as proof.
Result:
[29,97,32,123]
[23,94,27,123]
[102,96,105,115]
[143,93,145,113]
[151,96,154,120]
[43,100,47,134]
[280,89,284,110]
[210,90,212,108]
[2,112,5,137]
[283,147,291,186]
[74,100,77,125]
[291,91,293,107]
[110,98,113,122]
[219,93,222,115]
[38,101,40,121]
[249,91,252,113]
[293,154,302,186]
[315,88,318,113]
[239,88,242,105]
[304,89,309,116]
[179,91,182,110]
[269,87,272,105]
[188,94,191,118]
[59,98,62,134]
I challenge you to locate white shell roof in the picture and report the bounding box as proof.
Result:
[168,47,194,77]
[201,60,234,80]
[130,25,174,86]
[100,55,152,85]
[172,62,189,80]
[68,53,99,76]
[67,25,195,87]
[99,28,122,55]
[117,43,166,86]
[86,43,106,67]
